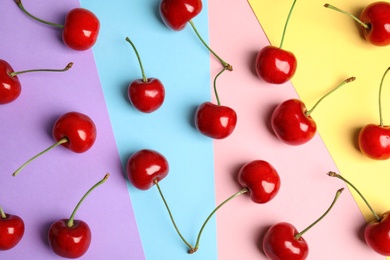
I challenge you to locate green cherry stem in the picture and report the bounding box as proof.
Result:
[279,0,298,49]
[67,173,110,228]
[154,180,195,252]
[9,62,73,77]
[295,188,344,239]
[14,0,64,29]
[191,188,249,253]
[328,171,381,222]
[214,67,227,106]
[188,20,232,71]
[305,76,356,116]
[125,37,148,83]
[12,138,68,177]
[324,3,369,29]
[0,207,6,219]
[378,67,390,127]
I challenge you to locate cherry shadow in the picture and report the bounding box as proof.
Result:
[248,49,259,78]
[263,103,279,139]
[40,220,54,247]
[356,221,368,245]
[187,104,199,130]
[255,224,273,257]
[351,126,362,152]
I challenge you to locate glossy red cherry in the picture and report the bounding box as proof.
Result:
[159,0,202,31]
[195,102,237,139]
[255,46,297,84]
[13,111,96,176]
[255,0,298,84]
[237,160,280,204]
[15,1,99,51]
[0,60,21,104]
[0,207,24,250]
[358,67,390,160]
[325,2,390,46]
[48,174,109,258]
[62,8,100,51]
[0,60,72,104]
[126,149,169,190]
[263,188,343,260]
[125,37,165,113]
[271,77,355,145]
[329,172,390,256]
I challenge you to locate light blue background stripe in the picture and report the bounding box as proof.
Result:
[80,1,217,259]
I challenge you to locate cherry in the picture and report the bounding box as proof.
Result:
[263,188,344,260]
[194,68,237,139]
[0,60,72,104]
[328,172,390,256]
[159,0,232,71]
[126,149,195,252]
[271,76,355,145]
[48,173,109,258]
[237,160,281,204]
[125,37,165,113]
[15,0,100,51]
[12,111,97,176]
[0,206,24,250]
[255,0,298,84]
[358,67,390,160]
[324,2,390,46]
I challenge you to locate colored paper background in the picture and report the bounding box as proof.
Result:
[1,0,388,259]
[249,0,389,259]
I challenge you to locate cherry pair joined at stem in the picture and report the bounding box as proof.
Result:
[126,149,281,253]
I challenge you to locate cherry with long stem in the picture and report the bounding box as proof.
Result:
[305,76,356,116]
[9,62,73,77]
[328,171,381,222]
[188,20,232,71]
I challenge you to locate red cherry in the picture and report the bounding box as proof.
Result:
[15,1,99,51]
[0,207,24,250]
[126,149,169,190]
[194,102,237,139]
[329,172,390,256]
[48,174,109,258]
[12,111,96,176]
[0,60,21,104]
[263,188,343,260]
[159,0,202,31]
[237,160,280,204]
[263,222,309,260]
[255,46,297,84]
[0,60,72,105]
[125,37,165,113]
[62,8,100,51]
[48,219,91,258]
[358,67,390,160]
[325,2,390,46]
[271,77,355,145]
[255,0,298,84]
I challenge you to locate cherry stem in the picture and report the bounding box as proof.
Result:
[67,173,110,228]
[12,137,68,177]
[14,0,64,29]
[9,62,73,77]
[378,67,390,127]
[154,180,195,252]
[188,20,232,71]
[213,67,227,106]
[306,76,356,116]
[125,37,148,83]
[327,171,381,222]
[295,187,344,239]
[280,0,298,49]
[324,3,369,29]
[191,188,249,253]
[0,207,6,219]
